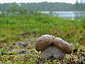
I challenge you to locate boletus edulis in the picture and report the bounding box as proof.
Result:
[35,35,72,60]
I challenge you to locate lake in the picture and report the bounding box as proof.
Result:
[0,11,85,20]
[40,11,85,20]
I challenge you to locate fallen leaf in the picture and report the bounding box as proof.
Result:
[27,46,32,49]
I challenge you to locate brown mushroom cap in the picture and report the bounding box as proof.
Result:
[35,35,72,54]
[53,38,72,54]
[35,35,55,51]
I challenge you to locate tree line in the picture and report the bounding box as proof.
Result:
[0,2,85,11]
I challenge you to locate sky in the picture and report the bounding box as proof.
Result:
[0,0,77,4]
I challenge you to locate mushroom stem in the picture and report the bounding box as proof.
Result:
[41,46,65,60]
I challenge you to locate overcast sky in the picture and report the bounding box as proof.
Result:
[0,0,77,4]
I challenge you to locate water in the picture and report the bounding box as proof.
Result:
[0,12,1,14]
[41,11,85,20]
[0,11,85,20]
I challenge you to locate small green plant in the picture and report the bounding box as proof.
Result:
[0,48,5,55]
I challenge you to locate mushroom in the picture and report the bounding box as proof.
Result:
[35,35,72,60]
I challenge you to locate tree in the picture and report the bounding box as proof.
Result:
[7,3,27,15]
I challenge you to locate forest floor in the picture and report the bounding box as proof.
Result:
[0,36,85,64]
[0,14,85,63]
